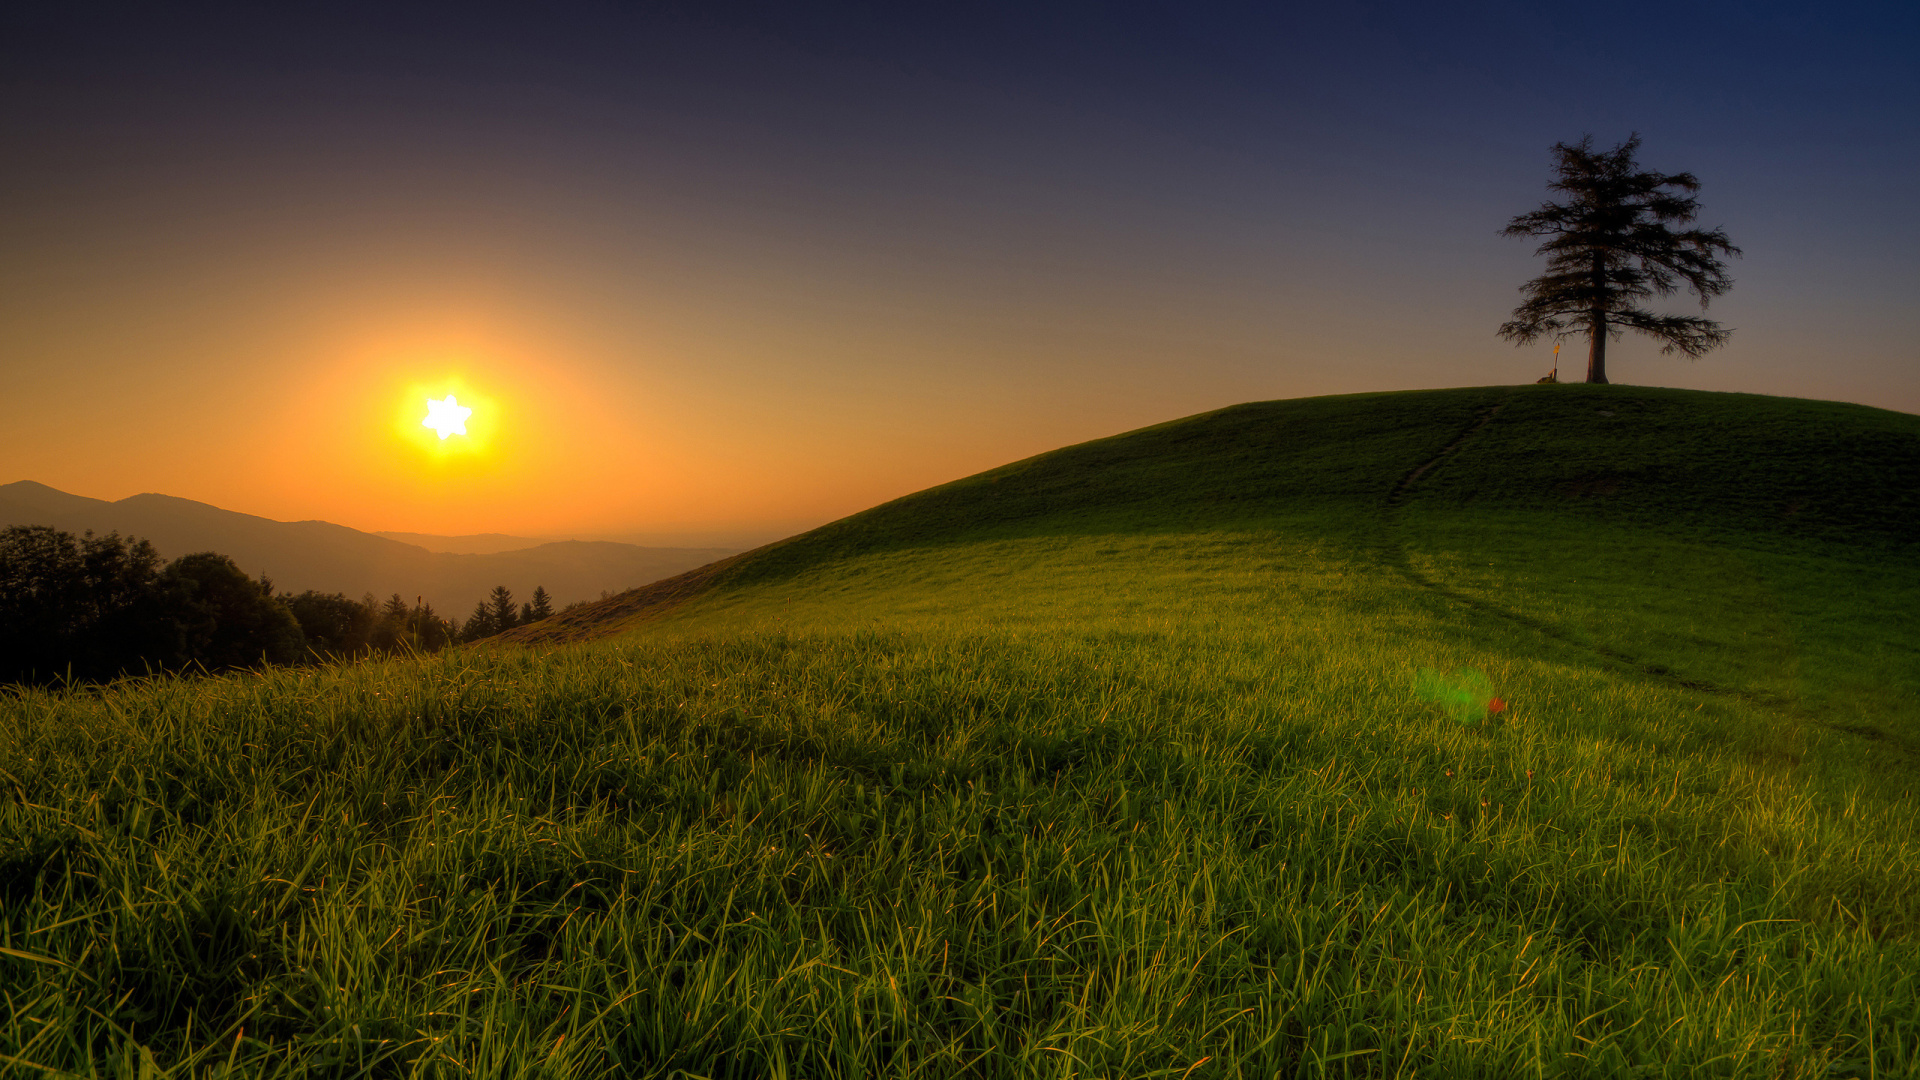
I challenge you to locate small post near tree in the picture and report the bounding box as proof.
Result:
[1499,134,1739,384]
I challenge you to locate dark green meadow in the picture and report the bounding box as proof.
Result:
[4,385,1918,1077]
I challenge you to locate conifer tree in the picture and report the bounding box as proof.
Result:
[462,601,493,642]
[526,586,553,622]
[368,592,415,653]
[1499,134,1739,384]
[487,585,517,633]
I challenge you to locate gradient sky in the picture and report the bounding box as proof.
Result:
[4,1,1915,546]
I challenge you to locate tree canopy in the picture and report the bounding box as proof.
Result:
[0,528,300,681]
[1499,134,1739,384]
[0,525,464,684]
[162,552,306,670]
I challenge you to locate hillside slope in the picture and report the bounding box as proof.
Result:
[504,384,1918,769]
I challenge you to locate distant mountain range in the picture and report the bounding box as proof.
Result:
[372,531,557,555]
[0,481,735,617]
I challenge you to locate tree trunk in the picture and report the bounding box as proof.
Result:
[1587,309,1608,383]
[1587,253,1609,383]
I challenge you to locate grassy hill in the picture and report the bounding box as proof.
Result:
[4,385,1918,1077]
[517,385,1917,748]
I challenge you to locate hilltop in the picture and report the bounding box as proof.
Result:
[513,383,1918,642]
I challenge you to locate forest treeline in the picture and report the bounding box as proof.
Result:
[0,525,554,685]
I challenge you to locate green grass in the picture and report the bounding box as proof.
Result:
[4,384,1918,1077]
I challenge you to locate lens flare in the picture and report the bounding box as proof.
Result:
[1414,667,1504,724]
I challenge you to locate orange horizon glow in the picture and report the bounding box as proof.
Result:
[258,321,656,534]
[0,289,1083,543]
[5,236,1299,543]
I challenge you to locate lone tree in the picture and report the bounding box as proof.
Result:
[1499,134,1739,384]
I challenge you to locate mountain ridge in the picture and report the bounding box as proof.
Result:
[0,481,735,615]
[374,531,556,555]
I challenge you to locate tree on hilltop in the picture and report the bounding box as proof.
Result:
[1499,134,1739,384]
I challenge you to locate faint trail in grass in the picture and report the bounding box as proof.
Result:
[1385,402,1507,507]
[1379,395,1792,707]
[1380,397,1918,760]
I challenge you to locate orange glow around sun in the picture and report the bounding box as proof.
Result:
[247,318,640,533]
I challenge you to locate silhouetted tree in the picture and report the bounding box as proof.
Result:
[1499,134,1739,384]
[381,593,410,623]
[411,601,454,651]
[525,586,553,622]
[0,525,480,681]
[487,585,518,634]
[0,526,165,681]
[287,591,377,657]
[462,601,494,642]
[367,592,413,653]
[157,552,305,671]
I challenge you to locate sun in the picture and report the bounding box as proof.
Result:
[394,378,499,463]
[423,394,472,439]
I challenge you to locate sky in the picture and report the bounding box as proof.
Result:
[3,1,1915,547]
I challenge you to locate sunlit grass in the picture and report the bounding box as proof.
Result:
[5,548,1917,1076]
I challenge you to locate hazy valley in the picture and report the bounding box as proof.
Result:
[0,481,735,616]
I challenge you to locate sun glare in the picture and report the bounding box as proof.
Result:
[423,395,472,439]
